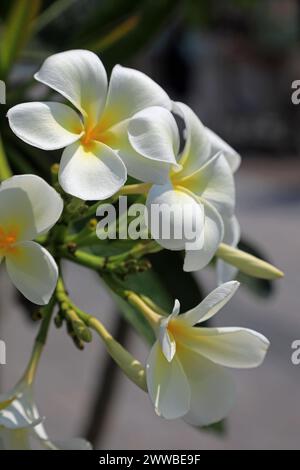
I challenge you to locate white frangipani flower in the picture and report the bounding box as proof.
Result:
[139,102,237,271]
[146,281,269,425]
[204,128,241,284]
[0,174,63,304]
[7,50,177,200]
[0,381,91,450]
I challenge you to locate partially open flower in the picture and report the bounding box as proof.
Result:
[7,50,177,200]
[0,174,63,304]
[146,281,269,425]
[136,102,240,273]
[0,381,91,450]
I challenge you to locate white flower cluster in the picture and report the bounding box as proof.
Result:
[0,50,271,448]
[7,50,240,280]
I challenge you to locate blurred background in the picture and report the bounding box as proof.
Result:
[0,0,299,450]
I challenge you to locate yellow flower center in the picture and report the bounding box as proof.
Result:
[167,318,195,348]
[0,227,18,256]
[80,116,115,148]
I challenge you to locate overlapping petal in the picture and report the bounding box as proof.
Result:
[6,241,58,305]
[146,342,190,420]
[128,106,179,165]
[34,50,107,126]
[0,187,36,242]
[59,141,127,200]
[179,152,235,217]
[107,120,173,184]
[1,175,63,235]
[7,102,83,150]
[101,65,171,129]
[183,199,224,272]
[173,102,211,176]
[178,346,236,426]
[182,326,270,369]
[146,182,205,251]
[180,281,240,326]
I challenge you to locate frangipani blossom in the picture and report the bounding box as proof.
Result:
[146,281,269,425]
[7,50,177,200]
[204,128,241,283]
[0,381,91,450]
[136,102,238,272]
[0,174,63,304]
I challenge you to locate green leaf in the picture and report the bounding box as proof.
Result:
[82,0,180,68]
[0,0,42,78]
[73,0,141,46]
[91,239,137,258]
[32,0,77,34]
[149,250,204,312]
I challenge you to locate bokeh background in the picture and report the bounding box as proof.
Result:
[0,0,299,450]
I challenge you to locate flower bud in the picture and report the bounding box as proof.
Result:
[216,243,283,280]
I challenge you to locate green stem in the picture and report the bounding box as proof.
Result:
[59,247,106,271]
[59,241,162,272]
[118,182,151,195]
[0,135,12,181]
[55,276,147,391]
[103,274,161,329]
[22,296,56,385]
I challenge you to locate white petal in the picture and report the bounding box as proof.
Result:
[180,281,240,326]
[0,401,33,429]
[59,141,127,201]
[106,120,172,184]
[158,326,176,362]
[0,383,40,430]
[128,106,179,165]
[146,183,205,251]
[179,152,235,217]
[178,346,235,426]
[182,327,270,369]
[157,299,180,362]
[1,175,63,235]
[173,102,211,177]
[6,241,58,305]
[206,127,241,173]
[0,187,37,241]
[217,215,240,284]
[146,342,190,420]
[101,65,171,129]
[183,199,224,272]
[172,299,181,316]
[35,50,107,126]
[33,422,92,450]
[7,102,83,150]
